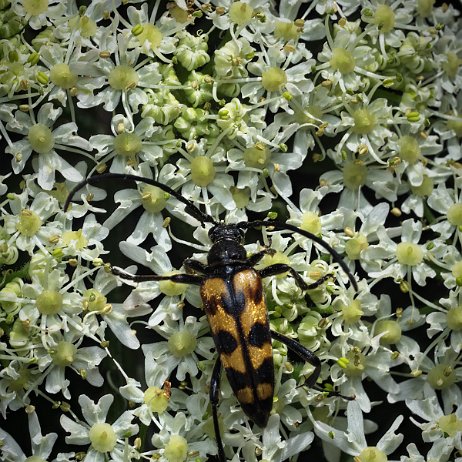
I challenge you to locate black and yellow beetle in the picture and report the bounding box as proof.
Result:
[65,173,358,461]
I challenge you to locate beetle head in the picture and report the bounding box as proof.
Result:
[208,224,245,244]
[207,224,246,266]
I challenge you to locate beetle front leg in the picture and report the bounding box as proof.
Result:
[111,266,203,285]
[259,263,332,291]
[271,330,321,388]
[183,258,208,275]
[210,357,226,462]
[246,247,276,266]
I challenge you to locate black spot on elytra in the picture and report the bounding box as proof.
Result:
[241,398,272,428]
[248,322,271,347]
[221,280,245,316]
[256,357,274,385]
[216,330,238,354]
[252,281,263,304]
[225,367,251,391]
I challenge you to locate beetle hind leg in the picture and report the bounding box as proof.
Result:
[270,330,321,388]
[210,357,226,462]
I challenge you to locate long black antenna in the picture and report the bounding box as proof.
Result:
[238,219,359,292]
[64,174,357,291]
[64,173,217,225]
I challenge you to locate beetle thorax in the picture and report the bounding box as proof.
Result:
[207,239,247,266]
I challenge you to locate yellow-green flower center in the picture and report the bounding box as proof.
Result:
[375,319,402,344]
[168,330,197,357]
[352,108,377,134]
[396,242,423,266]
[357,447,388,462]
[300,211,321,235]
[141,185,168,214]
[341,299,363,324]
[399,136,421,164]
[28,123,54,154]
[36,290,63,315]
[345,234,369,260]
[442,52,461,80]
[52,341,77,366]
[417,0,435,17]
[50,63,78,89]
[261,67,287,92]
[447,306,462,331]
[243,144,271,169]
[25,456,47,462]
[231,187,250,209]
[438,413,462,437]
[229,2,254,26]
[114,132,142,157]
[137,23,163,50]
[164,434,188,462]
[144,386,169,413]
[330,48,355,74]
[344,350,366,377]
[89,422,117,453]
[410,175,433,197]
[17,209,42,236]
[190,156,216,187]
[62,229,88,250]
[374,4,395,32]
[274,21,300,42]
[83,289,108,313]
[343,161,368,190]
[447,203,462,226]
[108,65,139,90]
[427,363,456,389]
[9,366,31,391]
[73,15,97,38]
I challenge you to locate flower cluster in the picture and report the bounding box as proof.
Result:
[0,0,461,461]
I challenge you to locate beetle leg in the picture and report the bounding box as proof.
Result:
[183,258,208,275]
[270,330,321,388]
[210,357,225,462]
[111,266,203,285]
[259,264,332,291]
[246,247,276,266]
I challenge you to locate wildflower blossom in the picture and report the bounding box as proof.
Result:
[4,103,89,190]
[60,394,139,462]
[0,412,58,462]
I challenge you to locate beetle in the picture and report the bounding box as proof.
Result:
[64,173,358,461]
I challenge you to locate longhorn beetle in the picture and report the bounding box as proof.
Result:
[64,173,358,461]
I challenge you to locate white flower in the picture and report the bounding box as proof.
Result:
[406,396,462,458]
[361,219,436,286]
[90,115,166,174]
[0,412,58,462]
[143,315,214,385]
[60,394,139,462]
[3,190,61,253]
[5,103,88,190]
[311,400,403,458]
